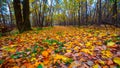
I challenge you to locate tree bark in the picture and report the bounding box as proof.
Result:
[13,0,31,33]
[13,0,23,33]
[7,1,13,26]
[98,0,102,25]
[112,0,117,26]
[86,0,88,24]
[78,2,81,26]
[23,0,32,31]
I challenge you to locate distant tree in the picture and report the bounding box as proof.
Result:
[0,0,7,25]
[6,0,13,25]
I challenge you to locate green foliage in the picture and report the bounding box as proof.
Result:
[104,35,120,45]
[115,36,120,40]
[0,32,2,37]
[11,54,20,59]
[65,58,74,65]
[0,59,4,64]
[56,32,63,36]
[117,65,120,68]
[32,45,39,53]
[13,31,19,36]
[10,52,24,59]
[43,39,64,46]
[87,29,93,33]
[37,64,43,68]
[54,46,63,53]
[36,27,42,31]
[35,27,53,31]
[104,39,112,45]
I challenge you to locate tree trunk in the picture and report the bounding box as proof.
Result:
[13,0,31,33]
[38,0,42,27]
[13,0,23,33]
[23,0,32,31]
[78,2,81,26]
[1,11,6,25]
[86,0,88,24]
[50,0,53,26]
[7,1,13,26]
[98,0,102,25]
[112,0,117,26]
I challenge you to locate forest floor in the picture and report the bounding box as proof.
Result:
[0,26,120,68]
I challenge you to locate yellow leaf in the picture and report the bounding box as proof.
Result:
[81,49,89,53]
[107,42,115,47]
[99,60,105,65]
[86,42,92,47]
[90,46,95,50]
[93,64,99,68]
[53,54,70,62]
[81,49,93,55]
[66,50,72,53]
[113,57,120,65]
[101,50,113,58]
[74,46,79,51]
[31,53,35,57]
[31,58,36,62]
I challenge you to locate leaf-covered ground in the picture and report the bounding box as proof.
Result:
[0,26,120,68]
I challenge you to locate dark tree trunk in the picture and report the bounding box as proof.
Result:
[13,0,23,33]
[112,0,117,26]
[86,0,88,24]
[38,1,42,27]
[98,0,102,25]
[78,2,81,26]
[23,0,32,31]
[81,2,84,25]
[50,0,53,26]
[1,12,6,25]
[13,0,31,33]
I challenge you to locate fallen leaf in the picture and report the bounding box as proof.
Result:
[93,64,100,68]
[107,59,113,65]
[107,42,115,47]
[42,51,49,58]
[113,57,120,65]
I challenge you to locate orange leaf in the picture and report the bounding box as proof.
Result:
[42,51,49,58]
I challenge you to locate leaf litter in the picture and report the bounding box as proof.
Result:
[0,26,120,68]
